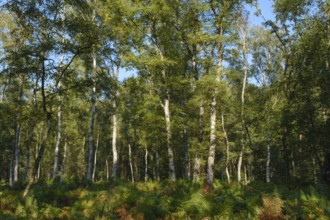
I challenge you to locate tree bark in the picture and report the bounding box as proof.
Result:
[13,122,20,183]
[128,144,134,183]
[24,122,51,197]
[60,140,67,183]
[206,24,223,187]
[193,156,201,182]
[92,133,99,182]
[111,99,118,179]
[221,113,231,183]
[53,90,62,179]
[87,51,97,180]
[237,18,248,184]
[144,148,148,182]
[207,96,217,186]
[163,97,176,180]
[266,130,271,183]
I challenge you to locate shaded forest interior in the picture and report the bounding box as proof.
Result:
[0,0,330,219]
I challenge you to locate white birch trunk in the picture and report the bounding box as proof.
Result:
[164,97,176,180]
[237,19,248,184]
[92,133,99,182]
[207,25,223,186]
[221,114,231,183]
[207,96,217,186]
[128,144,134,183]
[53,91,62,179]
[144,148,148,182]
[53,14,65,180]
[60,140,67,183]
[111,62,120,179]
[87,51,97,180]
[111,100,118,179]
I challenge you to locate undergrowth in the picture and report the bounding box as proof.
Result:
[0,180,329,219]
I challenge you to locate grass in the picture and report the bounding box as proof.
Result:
[0,180,329,219]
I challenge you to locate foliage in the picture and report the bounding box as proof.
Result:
[0,180,329,219]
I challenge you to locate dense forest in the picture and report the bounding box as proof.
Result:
[0,0,330,219]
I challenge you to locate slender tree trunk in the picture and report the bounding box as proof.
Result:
[221,114,231,183]
[163,97,176,180]
[60,140,67,183]
[92,133,99,182]
[14,77,24,183]
[111,99,118,179]
[9,157,13,186]
[24,58,52,197]
[128,144,134,183]
[144,148,148,182]
[237,19,248,184]
[266,130,271,183]
[207,24,223,187]
[53,91,62,179]
[207,96,217,186]
[87,51,97,180]
[13,122,20,183]
[193,156,201,182]
[155,41,176,181]
[24,122,51,197]
[106,157,109,181]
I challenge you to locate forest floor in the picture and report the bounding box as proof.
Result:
[0,179,330,219]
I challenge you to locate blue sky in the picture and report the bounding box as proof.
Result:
[248,0,275,25]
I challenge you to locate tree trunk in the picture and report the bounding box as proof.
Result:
[266,130,271,183]
[9,157,13,186]
[144,148,148,182]
[128,144,134,183]
[60,140,67,183]
[13,122,20,183]
[237,19,248,184]
[24,122,51,197]
[106,157,109,181]
[24,59,52,197]
[92,133,99,182]
[206,23,223,187]
[111,99,118,179]
[53,91,62,179]
[193,156,201,182]
[221,113,231,183]
[87,51,97,180]
[207,96,217,186]
[163,97,176,180]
